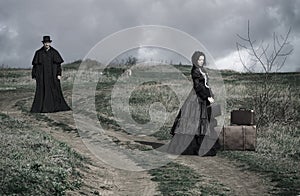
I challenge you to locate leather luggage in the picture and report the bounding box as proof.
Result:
[231,108,255,125]
[217,126,257,151]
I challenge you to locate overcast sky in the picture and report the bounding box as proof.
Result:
[0,0,299,72]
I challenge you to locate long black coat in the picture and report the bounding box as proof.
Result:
[30,46,71,113]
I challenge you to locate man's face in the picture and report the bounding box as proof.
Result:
[43,42,51,49]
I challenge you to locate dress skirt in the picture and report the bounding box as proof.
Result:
[167,89,219,155]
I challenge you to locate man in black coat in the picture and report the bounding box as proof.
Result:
[30,35,71,113]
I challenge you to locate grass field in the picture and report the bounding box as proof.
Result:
[1,62,299,195]
[89,64,300,195]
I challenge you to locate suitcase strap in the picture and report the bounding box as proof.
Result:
[222,126,225,150]
[222,126,246,150]
[242,126,246,151]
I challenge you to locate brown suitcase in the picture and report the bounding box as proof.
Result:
[217,126,257,151]
[231,108,255,125]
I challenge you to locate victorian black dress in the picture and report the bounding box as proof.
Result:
[167,65,218,155]
[30,46,71,113]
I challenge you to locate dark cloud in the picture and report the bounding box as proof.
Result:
[0,0,299,71]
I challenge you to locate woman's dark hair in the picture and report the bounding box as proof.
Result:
[191,51,206,66]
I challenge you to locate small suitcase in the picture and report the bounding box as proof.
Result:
[207,103,222,118]
[217,126,257,151]
[231,108,255,125]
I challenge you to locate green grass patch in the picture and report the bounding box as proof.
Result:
[0,113,87,195]
[149,161,230,196]
[151,125,173,140]
[0,69,29,78]
[14,99,78,135]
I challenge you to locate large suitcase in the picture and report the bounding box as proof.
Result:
[231,108,255,125]
[217,126,257,151]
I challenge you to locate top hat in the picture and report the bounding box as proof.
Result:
[42,35,52,43]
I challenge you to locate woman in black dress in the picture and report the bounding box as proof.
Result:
[168,51,219,156]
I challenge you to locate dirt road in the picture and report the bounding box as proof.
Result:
[1,90,274,195]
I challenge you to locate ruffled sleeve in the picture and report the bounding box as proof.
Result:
[191,66,211,101]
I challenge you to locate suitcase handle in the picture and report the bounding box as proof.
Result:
[238,108,254,112]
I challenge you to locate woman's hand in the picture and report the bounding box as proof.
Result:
[57,75,61,80]
[208,97,214,103]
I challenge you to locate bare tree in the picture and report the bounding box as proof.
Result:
[236,20,295,127]
[237,20,293,73]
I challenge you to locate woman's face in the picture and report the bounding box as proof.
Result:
[197,55,205,66]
